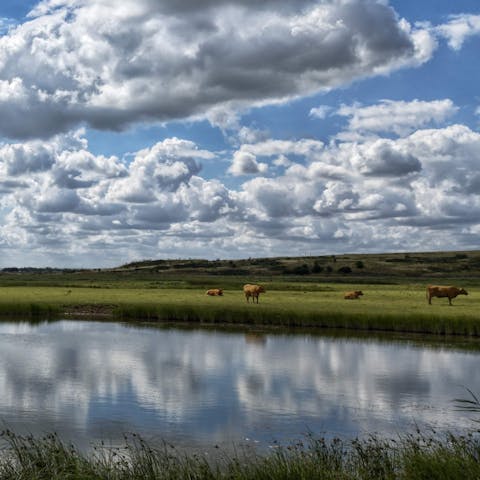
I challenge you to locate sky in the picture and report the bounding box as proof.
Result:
[0,0,479,268]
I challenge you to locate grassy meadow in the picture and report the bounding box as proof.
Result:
[0,249,479,334]
[0,281,478,335]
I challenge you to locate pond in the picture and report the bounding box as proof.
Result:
[0,320,479,451]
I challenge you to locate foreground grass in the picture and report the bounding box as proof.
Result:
[0,429,479,480]
[0,283,478,335]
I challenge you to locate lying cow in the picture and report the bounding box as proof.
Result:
[344,290,363,300]
[243,284,266,304]
[206,288,223,296]
[426,285,468,305]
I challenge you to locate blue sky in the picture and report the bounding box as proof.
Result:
[0,0,479,267]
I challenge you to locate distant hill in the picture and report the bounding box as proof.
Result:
[2,250,479,286]
[1,250,479,288]
[115,250,480,280]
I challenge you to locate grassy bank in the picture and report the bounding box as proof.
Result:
[0,284,478,335]
[0,429,479,480]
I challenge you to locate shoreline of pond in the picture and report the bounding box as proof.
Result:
[0,300,479,338]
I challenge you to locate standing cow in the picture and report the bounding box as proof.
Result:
[243,284,266,304]
[426,285,468,305]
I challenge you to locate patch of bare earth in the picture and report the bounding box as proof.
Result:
[63,304,116,318]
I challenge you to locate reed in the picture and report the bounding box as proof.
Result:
[114,303,480,336]
[0,302,60,318]
[0,429,479,479]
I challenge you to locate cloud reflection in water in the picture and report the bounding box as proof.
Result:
[0,321,478,449]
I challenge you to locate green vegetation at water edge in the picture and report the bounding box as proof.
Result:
[1,429,479,480]
[0,283,478,336]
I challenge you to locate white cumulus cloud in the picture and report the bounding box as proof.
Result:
[336,99,458,136]
[228,151,268,176]
[0,0,435,139]
[435,14,480,50]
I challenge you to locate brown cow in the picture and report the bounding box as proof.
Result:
[344,290,363,300]
[426,285,468,305]
[243,284,266,303]
[206,288,223,296]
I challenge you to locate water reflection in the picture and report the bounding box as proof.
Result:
[0,320,478,450]
[244,333,267,346]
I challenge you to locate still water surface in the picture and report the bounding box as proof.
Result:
[0,320,479,450]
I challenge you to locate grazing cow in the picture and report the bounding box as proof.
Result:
[243,284,266,304]
[426,285,468,305]
[206,288,223,296]
[344,290,363,300]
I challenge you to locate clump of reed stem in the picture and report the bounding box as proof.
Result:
[1,429,480,479]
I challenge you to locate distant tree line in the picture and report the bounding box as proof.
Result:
[282,260,365,275]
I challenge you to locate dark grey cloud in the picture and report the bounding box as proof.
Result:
[35,188,81,213]
[52,168,96,189]
[464,174,480,194]
[0,179,29,193]
[132,202,189,226]
[0,0,431,138]
[3,142,55,176]
[141,0,315,15]
[360,144,422,177]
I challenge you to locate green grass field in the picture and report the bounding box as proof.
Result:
[0,282,478,336]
